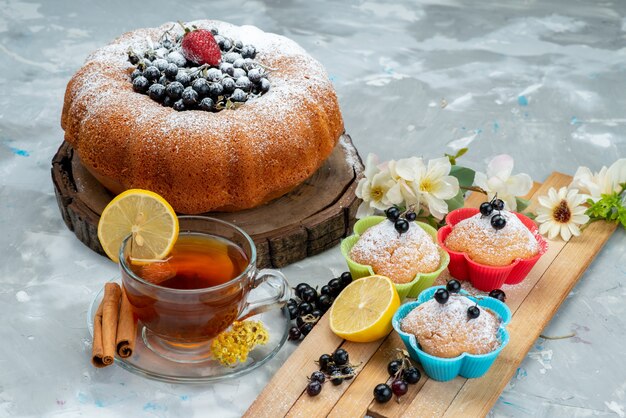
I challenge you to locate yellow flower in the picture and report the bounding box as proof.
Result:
[210,321,270,367]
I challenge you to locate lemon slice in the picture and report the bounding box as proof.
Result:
[97,189,179,263]
[329,275,400,343]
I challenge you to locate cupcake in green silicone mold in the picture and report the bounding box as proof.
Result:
[341,215,449,300]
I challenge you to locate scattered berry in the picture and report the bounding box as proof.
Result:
[223,52,241,63]
[233,58,246,69]
[434,288,450,304]
[131,68,142,80]
[394,219,410,234]
[387,359,403,377]
[488,289,506,302]
[221,38,232,51]
[330,371,343,386]
[247,68,263,83]
[288,326,301,341]
[306,380,322,397]
[310,371,326,383]
[373,384,393,403]
[132,76,149,93]
[467,305,480,319]
[232,68,247,79]
[446,279,462,293]
[181,28,221,66]
[480,202,494,216]
[167,50,186,67]
[386,207,401,221]
[153,58,169,71]
[402,367,421,384]
[318,354,332,372]
[208,82,224,97]
[328,278,343,296]
[391,379,409,397]
[333,348,349,366]
[342,366,355,380]
[491,214,507,230]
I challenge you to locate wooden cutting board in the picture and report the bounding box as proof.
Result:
[244,171,618,418]
[51,134,363,269]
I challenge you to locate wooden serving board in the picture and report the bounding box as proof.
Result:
[51,134,363,268]
[244,172,618,418]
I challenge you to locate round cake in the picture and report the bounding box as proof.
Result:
[400,295,501,358]
[444,210,539,266]
[61,20,344,214]
[349,220,441,284]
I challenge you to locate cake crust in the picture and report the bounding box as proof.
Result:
[61,20,344,214]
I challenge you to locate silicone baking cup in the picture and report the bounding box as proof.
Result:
[392,286,511,381]
[437,208,548,292]
[341,216,449,301]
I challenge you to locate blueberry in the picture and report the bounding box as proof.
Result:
[493,198,505,211]
[222,38,232,51]
[221,77,236,93]
[219,62,234,75]
[259,78,270,93]
[233,68,246,79]
[333,348,349,366]
[173,99,185,111]
[235,76,252,92]
[182,87,198,107]
[175,71,191,86]
[434,288,449,304]
[373,384,393,403]
[153,58,169,71]
[467,305,480,319]
[385,207,401,221]
[165,81,184,100]
[339,272,352,288]
[231,88,248,102]
[223,52,241,64]
[208,82,224,97]
[164,63,179,79]
[132,76,149,93]
[131,68,142,80]
[300,287,318,303]
[446,279,461,293]
[241,45,256,59]
[143,66,160,82]
[248,68,263,83]
[491,214,507,230]
[167,50,186,67]
[233,58,245,69]
[206,68,222,82]
[192,78,210,97]
[316,294,333,312]
[394,219,409,234]
[328,278,342,296]
[405,211,417,222]
[288,326,301,341]
[480,202,494,216]
[488,289,506,302]
[148,83,166,102]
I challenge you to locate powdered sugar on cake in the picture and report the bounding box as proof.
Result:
[401,295,501,358]
[349,220,441,284]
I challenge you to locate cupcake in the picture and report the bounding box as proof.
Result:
[400,294,501,358]
[349,218,441,284]
[437,199,547,291]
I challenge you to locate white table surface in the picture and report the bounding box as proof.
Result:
[0,0,625,417]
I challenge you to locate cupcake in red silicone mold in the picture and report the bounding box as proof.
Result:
[437,199,547,291]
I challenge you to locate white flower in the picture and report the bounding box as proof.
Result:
[536,187,589,241]
[386,157,421,207]
[474,154,533,211]
[570,158,626,202]
[413,157,459,220]
[355,154,397,218]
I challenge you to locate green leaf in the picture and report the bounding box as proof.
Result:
[456,148,468,159]
[449,166,475,189]
[516,197,530,212]
[446,189,465,212]
[444,148,469,166]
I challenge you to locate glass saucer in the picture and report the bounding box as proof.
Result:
[87,279,291,384]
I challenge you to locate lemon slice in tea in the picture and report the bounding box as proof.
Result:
[97,189,179,263]
[329,275,400,343]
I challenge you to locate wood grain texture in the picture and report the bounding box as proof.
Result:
[50,135,363,269]
[243,172,618,418]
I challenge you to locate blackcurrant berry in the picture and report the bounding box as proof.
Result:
[318,354,332,372]
[373,384,393,403]
[317,294,333,312]
[310,370,326,383]
[434,288,450,304]
[341,366,354,380]
[405,211,417,222]
[306,380,322,396]
[320,285,332,296]
[301,287,318,303]
[297,302,313,316]
[391,379,409,397]
[132,76,149,93]
[165,81,184,100]
[288,326,301,341]
[143,66,160,82]
[339,272,352,287]
[385,207,401,221]
[387,359,403,377]
[493,198,505,211]
[491,214,507,230]
[328,278,342,296]
[310,309,322,320]
[148,83,166,102]
[489,289,507,302]
[330,371,343,385]
[467,305,480,319]
[199,97,214,111]
[480,202,494,216]
[446,279,462,293]
[402,367,421,384]
[333,348,349,366]
[301,323,314,336]
[394,219,409,234]
[182,87,198,107]
[295,283,312,299]
[286,304,298,320]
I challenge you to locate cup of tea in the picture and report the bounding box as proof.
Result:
[119,216,290,363]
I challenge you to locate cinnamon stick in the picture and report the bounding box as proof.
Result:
[91,283,122,368]
[116,289,137,358]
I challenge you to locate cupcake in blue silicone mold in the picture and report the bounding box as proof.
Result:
[392,285,511,382]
